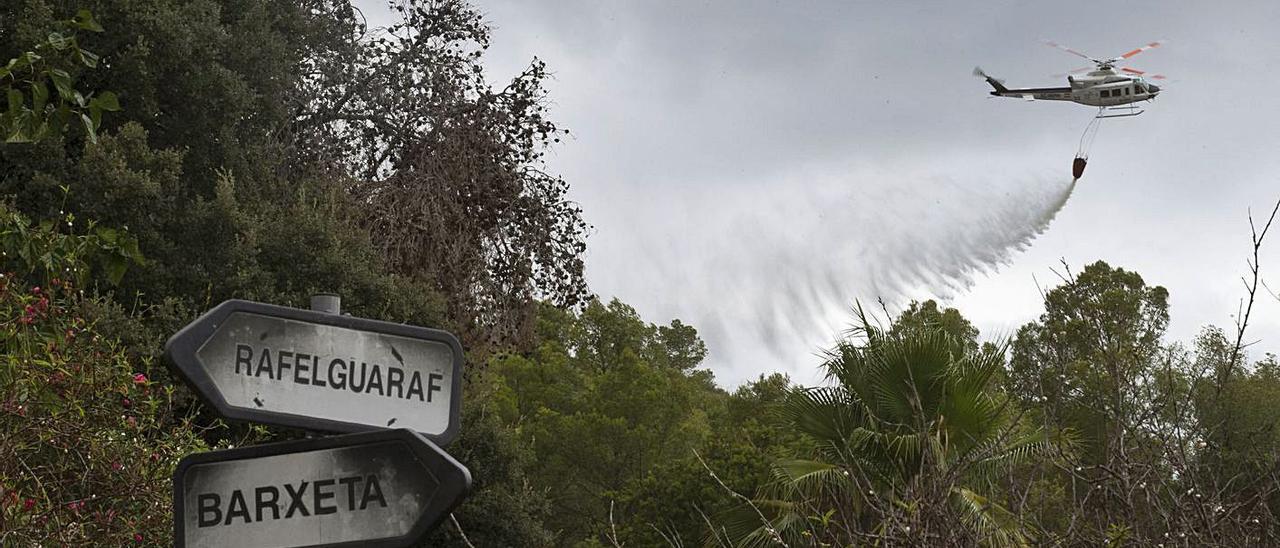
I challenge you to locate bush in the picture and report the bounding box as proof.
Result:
[0,207,206,545]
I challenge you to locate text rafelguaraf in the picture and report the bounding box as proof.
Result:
[233,343,444,402]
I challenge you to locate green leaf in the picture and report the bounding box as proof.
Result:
[73,10,104,32]
[104,254,128,285]
[95,227,118,244]
[49,69,73,100]
[6,88,21,113]
[31,81,48,112]
[121,234,145,264]
[80,112,97,143]
[91,91,120,111]
[4,52,36,77]
[46,32,70,51]
[74,47,99,69]
[6,124,31,143]
[49,104,68,134]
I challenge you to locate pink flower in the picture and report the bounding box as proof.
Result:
[132,373,147,384]
[23,498,35,511]
[133,533,143,543]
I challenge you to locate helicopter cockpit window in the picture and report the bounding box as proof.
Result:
[1101,89,1111,97]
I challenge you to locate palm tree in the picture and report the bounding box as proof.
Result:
[714,308,1070,547]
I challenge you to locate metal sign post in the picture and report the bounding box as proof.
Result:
[173,429,470,548]
[164,299,463,445]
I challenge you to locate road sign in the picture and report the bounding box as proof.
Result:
[173,429,470,548]
[165,299,463,445]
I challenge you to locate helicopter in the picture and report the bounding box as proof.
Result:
[974,40,1166,119]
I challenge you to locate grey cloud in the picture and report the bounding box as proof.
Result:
[358,0,1280,386]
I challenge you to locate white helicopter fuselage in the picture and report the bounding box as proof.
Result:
[976,40,1165,121]
[976,68,1161,108]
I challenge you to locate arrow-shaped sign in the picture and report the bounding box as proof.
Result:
[164,300,463,445]
[173,429,470,547]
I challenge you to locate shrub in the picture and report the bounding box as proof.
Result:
[0,207,205,545]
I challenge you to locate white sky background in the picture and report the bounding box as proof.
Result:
[357,1,1280,388]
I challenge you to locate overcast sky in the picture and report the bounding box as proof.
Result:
[361,1,1280,387]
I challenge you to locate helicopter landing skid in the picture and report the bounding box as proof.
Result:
[1095,104,1143,119]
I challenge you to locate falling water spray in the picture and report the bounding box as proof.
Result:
[602,164,1079,385]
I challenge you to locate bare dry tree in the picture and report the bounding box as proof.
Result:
[1020,199,1280,546]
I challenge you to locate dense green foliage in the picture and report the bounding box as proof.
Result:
[482,300,796,546]
[0,205,207,544]
[2,2,1279,547]
[0,8,119,144]
[718,305,1062,547]
[1,1,582,545]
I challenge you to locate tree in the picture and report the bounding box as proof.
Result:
[292,0,590,355]
[889,299,980,350]
[618,373,802,547]
[0,13,204,544]
[1005,261,1173,538]
[1008,261,1168,461]
[2,0,589,353]
[722,306,1064,547]
[360,0,591,354]
[0,8,118,144]
[1,3,591,544]
[484,299,732,546]
[1004,258,1280,544]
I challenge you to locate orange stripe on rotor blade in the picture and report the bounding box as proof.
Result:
[1122,42,1163,58]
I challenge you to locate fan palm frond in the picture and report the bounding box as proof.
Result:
[951,487,1033,547]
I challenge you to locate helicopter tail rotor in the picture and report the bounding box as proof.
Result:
[972,66,1009,93]
[973,66,1005,84]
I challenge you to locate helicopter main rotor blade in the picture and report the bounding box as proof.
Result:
[1052,66,1094,78]
[1120,66,1168,80]
[1111,40,1166,62]
[1042,40,1097,61]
